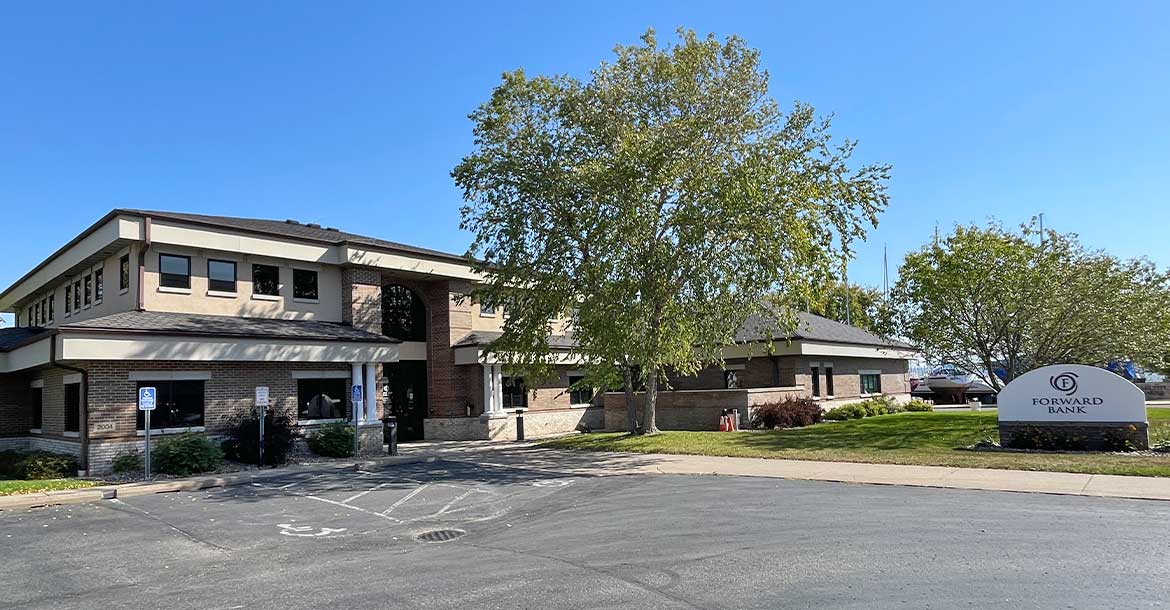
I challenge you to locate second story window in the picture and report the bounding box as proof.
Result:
[48,295,54,322]
[83,274,92,307]
[34,302,41,325]
[252,264,280,297]
[479,297,496,316]
[293,269,318,300]
[72,279,81,311]
[207,259,237,293]
[120,254,130,292]
[159,254,191,290]
[64,285,72,314]
[94,268,104,303]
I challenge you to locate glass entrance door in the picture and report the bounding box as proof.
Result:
[383,361,428,441]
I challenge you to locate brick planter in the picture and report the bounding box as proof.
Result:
[998,421,1149,451]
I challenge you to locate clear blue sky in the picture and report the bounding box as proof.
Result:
[2,1,1168,325]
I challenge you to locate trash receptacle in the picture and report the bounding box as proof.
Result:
[382,415,398,455]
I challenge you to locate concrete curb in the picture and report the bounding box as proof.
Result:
[0,454,434,511]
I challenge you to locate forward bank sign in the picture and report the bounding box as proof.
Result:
[998,364,1148,449]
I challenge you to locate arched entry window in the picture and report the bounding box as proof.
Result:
[382,284,426,341]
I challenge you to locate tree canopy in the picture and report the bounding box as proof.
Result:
[453,28,891,432]
[806,281,894,337]
[891,220,1170,389]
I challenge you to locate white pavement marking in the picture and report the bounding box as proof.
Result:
[278,524,348,538]
[342,483,388,505]
[255,482,403,523]
[382,483,430,515]
[436,488,480,515]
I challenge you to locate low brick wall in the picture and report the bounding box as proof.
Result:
[603,388,807,431]
[424,407,603,441]
[1137,382,1170,401]
[999,422,1150,451]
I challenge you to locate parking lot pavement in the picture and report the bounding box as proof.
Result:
[5,458,1170,610]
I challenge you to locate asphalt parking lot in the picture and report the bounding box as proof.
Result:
[3,458,1170,610]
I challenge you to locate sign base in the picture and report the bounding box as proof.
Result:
[999,421,1149,451]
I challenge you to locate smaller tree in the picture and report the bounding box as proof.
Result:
[891,219,1170,388]
[807,281,893,336]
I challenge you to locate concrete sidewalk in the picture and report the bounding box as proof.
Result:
[416,442,1170,501]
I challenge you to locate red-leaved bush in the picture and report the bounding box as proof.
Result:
[750,398,823,430]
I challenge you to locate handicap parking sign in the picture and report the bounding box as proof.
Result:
[138,386,157,411]
[351,384,363,405]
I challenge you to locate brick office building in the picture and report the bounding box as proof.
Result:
[0,210,912,474]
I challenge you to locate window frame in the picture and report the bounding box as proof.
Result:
[724,370,740,390]
[859,371,883,396]
[479,298,497,317]
[501,377,527,410]
[824,364,835,398]
[48,294,54,323]
[567,374,592,406]
[136,380,206,431]
[120,254,131,292]
[207,259,238,294]
[296,378,348,422]
[159,253,192,291]
[83,273,93,307]
[251,263,281,298]
[72,278,81,311]
[94,267,104,303]
[810,365,821,398]
[292,268,319,301]
[64,382,81,434]
[64,284,72,315]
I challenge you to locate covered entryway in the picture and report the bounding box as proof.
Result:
[383,361,428,441]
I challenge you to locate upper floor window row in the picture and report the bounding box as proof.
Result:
[156,253,318,301]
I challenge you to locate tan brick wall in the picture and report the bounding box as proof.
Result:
[0,372,32,437]
[667,355,910,401]
[342,267,383,333]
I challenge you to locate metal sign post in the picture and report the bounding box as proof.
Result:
[255,387,270,467]
[351,384,363,456]
[138,387,157,477]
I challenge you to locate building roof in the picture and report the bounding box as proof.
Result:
[59,311,398,343]
[457,312,908,352]
[0,327,53,352]
[737,311,911,348]
[118,209,472,265]
[453,330,578,350]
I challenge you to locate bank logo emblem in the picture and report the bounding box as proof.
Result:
[1049,372,1079,396]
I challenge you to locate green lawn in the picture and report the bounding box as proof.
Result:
[541,408,1170,477]
[0,479,97,496]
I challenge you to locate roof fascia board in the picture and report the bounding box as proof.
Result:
[0,335,52,373]
[0,214,142,310]
[343,245,481,281]
[147,219,343,266]
[59,334,400,363]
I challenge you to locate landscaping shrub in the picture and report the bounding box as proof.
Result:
[111,452,143,474]
[750,398,823,429]
[152,433,224,476]
[307,423,355,458]
[221,410,298,466]
[14,451,78,479]
[823,403,867,421]
[860,396,893,417]
[0,450,23,478]
[904,399,934,412]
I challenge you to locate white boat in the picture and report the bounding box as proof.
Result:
[923,365,975,390]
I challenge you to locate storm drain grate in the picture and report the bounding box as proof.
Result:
[415,529,466,543]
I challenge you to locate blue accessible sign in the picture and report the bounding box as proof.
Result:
[138,386,157,411]
[351,384,363,406]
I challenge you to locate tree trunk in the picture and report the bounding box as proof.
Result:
[623,366,639,434]
[641,366,661,435]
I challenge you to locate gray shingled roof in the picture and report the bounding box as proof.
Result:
[60,311,398,343]
[737,311,910,348]
[0,327,52,352]
[118,209,472,265]
[454,330,578,350]
[457,312,907,350]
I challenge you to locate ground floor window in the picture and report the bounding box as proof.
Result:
[810,366,821,397]
[30,387,42,430]
[64,383,80,433]
[825,366,835,397]
[137,380,204,429]
[298,378,347,420]
[502,377,527,410]
[723,370,740,389]
[568,374,592,405]
[860,372,882,395]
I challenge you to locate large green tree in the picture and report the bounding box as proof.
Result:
[891,220,1170,389]
[453,29,890,433]
[807,281,893,337]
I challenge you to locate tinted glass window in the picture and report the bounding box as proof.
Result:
[502,377,527,410]
[94,268,104,302]
[83,275,92,305]
[72,279,81,310]
[159,254,191,289]
[120,254,131,290]
[382,284,426,341]
[252,264,280,296]
[811,366,821,397]
[297,378,347,420]
[30,387,42,429]
[64,383,80,432]
[825,367,835,396]
[136,380,204,429]
[568,375,592,405]
[861,373,882,395]
[48,295,54,322]
[64,285,71,313]
[293,269,318,300]
[208,259,237,293]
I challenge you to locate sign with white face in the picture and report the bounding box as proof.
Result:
[998,364,1146,423]
[255,386,270,407]
[138,386,157,411]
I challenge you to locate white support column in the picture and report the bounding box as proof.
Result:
[482,364,495,415]
[364,363,377,422]
[492,364,504,413]
[351,363,364,423]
